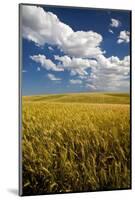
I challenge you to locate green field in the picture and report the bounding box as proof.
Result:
[22,92,130,195]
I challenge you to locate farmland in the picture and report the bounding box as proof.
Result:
[22,92,130,195]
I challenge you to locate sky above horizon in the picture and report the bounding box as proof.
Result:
[21,5,130,95]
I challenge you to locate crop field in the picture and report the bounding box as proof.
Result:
[22,92,130,195]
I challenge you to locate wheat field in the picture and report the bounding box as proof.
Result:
[22,92,130,195]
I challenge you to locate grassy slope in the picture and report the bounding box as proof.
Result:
[23,92,130,104]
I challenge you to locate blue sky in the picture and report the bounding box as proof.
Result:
[21,5,130,95]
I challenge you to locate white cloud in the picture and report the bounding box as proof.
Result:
[117,31,130,44]
[22,5,73,45]
[110,18,120,28]
[70,79,82,84]
[55,55,97,76]
[61,31,103,58]
[47,73,61,81]
[85,55,130,91]
[78,75,88,80]
[48,46,54,51]
[22,5,103,58]
[37,67,40,71]
[30,54,64,72]
[85,83,96,90]
[22,70,27,73]
[31,54,96,76]
[31,53,130,91]
[108,29,114,34]
[22,5,130,92]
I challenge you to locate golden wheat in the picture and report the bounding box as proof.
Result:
[22,93,130,195]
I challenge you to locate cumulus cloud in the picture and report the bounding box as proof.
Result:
[22,5,103,58]
[47,73,61,81]
[117,31,130,44]
[55,55,97,76]
[61,31,103,58]
[22,5,130,92]
[30,54,64,71]
[70,79,82,84]
[110,18,120,28]
[31,54,96,76]
[30,53,130,91]
[85,55,130,91]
